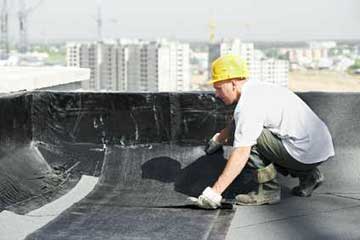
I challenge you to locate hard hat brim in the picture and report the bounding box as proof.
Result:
[208,77,246,85]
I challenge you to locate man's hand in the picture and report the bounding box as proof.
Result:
[205,133,223,154]
[188,187,222,209]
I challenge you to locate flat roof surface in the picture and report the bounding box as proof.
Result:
[0,67,90,92]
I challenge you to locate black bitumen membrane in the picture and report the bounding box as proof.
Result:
[0,91,360,239]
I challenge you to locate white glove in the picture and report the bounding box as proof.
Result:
[205,133,222,154]
[188,187,222,209]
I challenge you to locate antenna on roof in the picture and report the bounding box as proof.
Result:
[96,0,103,42]
[0,0,9,59]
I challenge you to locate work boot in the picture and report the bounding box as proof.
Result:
[291,168,324,197]
[235,180,281,206]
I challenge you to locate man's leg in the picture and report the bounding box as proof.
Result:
[255,129,324,197]
[235,143,281,205]
[235,129,284,205]
[290,168,324,197]
[236,129,325,205]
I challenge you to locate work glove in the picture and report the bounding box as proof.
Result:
[188,187,222,209]
[205,133,222,154]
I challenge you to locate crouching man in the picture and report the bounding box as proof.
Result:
[191,54,334,209]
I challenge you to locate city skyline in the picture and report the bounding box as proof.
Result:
[2,0,360,43]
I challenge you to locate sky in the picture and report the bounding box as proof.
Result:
[4,0,360,42]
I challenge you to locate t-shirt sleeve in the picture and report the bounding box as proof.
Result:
[233,102,265,147]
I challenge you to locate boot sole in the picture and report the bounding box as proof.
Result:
[292,178,324,197]
[235,198,280,206]
[306,180,323,197]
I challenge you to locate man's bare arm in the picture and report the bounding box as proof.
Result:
[217,119,235,144]
[212,146,251,194]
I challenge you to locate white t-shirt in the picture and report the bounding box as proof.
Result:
[233,81,335,164]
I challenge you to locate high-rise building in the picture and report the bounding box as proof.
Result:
[258,59,289,87]
[160,40,190,92]
[66,39,190,92]
[126,40,190,92]
[67,42,127,91]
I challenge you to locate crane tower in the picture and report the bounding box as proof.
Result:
[0,0,9,59]
[18,0,44,53]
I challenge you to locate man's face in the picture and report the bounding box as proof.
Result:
[213,80,237,105]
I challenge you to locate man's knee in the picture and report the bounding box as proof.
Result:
[256,163,277,183]
[256,129,270,146]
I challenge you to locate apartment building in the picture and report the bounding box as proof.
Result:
[66,39,190,92]
[259,59,289,87]
[67,42,127,91]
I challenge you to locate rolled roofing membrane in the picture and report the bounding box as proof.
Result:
[0,91,359,239]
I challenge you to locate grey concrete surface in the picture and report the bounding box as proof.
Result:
[227,188,360,240]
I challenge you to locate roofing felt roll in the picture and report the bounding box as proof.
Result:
[25,144,235,240]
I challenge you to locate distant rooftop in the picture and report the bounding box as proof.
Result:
[0,67,90,92]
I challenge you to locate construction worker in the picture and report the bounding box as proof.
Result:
[190,54,335,209]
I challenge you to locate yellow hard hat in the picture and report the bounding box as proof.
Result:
[209,54,249,84]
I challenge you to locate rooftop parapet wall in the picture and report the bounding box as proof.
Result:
[31,92,234,146]
[299,92,360,148]
[0,93,32,148]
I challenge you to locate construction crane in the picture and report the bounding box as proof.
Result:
[96,0,103,42]
[0,0,9,59]
[18,0,43,54]
[208,16,216,44]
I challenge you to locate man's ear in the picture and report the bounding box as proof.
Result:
[231,80,237,89]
